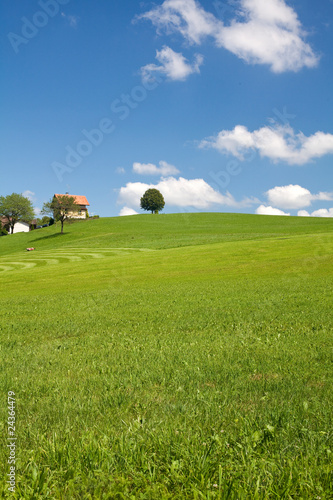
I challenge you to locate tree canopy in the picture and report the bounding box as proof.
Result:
[42,195,79,234]
[0,193,35,234]
[140,189,165,214]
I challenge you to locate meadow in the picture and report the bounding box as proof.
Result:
[0,213,332,499]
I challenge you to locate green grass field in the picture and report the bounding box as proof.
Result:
[0,213,332,499]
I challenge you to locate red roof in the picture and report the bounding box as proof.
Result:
[54,194,90,206]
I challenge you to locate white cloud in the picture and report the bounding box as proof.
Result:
[256,205,290,216]
[117,176,255,209]
[309,208,333,218]
[119,206,139,216]
[141,46,203,82]
[156,177,232,208]
[200,124,333,165]
[200,125,255,158]
[266,184,333,209]
[22,190,35,202]
[297,210,310,217]
[298,208,333,217]
[216,0,318,73]
[133,160,180,176]
[138,0,318,73]
[137,0,221,45]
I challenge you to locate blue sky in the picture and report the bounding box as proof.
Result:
[1,0,333,217]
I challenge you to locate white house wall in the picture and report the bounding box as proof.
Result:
[12,222,30,233]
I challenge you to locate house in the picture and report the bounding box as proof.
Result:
[12,221,31,233]
[54,194,90,219]
[1,217,36,234]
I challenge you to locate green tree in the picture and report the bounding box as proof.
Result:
[140,188,165,214]
[36,216,52,226]
[0,225,8,236]
[0,193,35,234]
[42,195,79,234]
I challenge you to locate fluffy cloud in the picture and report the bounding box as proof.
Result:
[216,0,318,73]
[137,0,220,45]
[297,210,310,217]
[256,205,290,216]
[119,206,139,216]
[311,208,333,217]
[200,125,333,165]
[23,190,40,215]
[133,161,180,176]
[117,176,255,209]
[138,0,318,73]
[22,190,35,201]
[266,185,333,209]
[141,46,203,82]
[298,208,333,218]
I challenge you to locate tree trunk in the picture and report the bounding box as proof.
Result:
[61,219,64,234]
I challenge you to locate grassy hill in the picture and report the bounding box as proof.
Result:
[0,213,332,498]
[0,212,332,256]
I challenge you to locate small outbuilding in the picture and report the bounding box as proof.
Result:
[1,217,35,234]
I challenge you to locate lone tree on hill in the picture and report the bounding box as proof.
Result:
[42,195,79,234]
[0,193,35,234]
[140,188,165,214]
